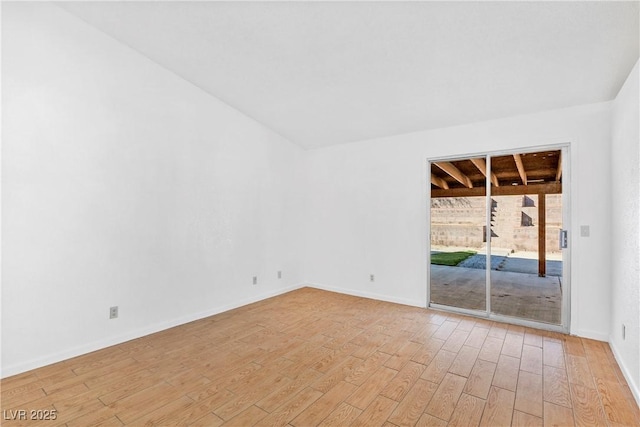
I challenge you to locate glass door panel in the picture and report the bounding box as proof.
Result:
[489,150,563,325]
[430,157,488,312]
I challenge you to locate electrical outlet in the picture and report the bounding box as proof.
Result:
[277,271,282,279]
[623,324,626,340]
[253,276,258,285]
[370,274,375,282]
[109,306,118,319]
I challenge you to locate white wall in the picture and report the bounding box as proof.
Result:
[304,102,613,340]
[610,60,640,402]
[1,3,305,377]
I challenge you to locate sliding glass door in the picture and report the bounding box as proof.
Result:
[428,147,568,331]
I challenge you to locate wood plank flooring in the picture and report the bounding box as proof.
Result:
[2,287,639,426]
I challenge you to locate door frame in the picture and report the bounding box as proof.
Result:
[426,143,571,333]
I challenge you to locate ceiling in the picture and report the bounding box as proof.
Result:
[57,1,639,149]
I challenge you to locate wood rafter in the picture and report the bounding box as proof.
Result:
[555,151,562,182]
[470,158,499,187]
[431,182,561,198]
[513,154,527,185]
[434,162,473,188]
[431,173,449,189]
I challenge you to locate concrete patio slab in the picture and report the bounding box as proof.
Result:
[430,264,562,324]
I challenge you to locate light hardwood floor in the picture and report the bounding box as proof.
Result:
[2,287,639,426]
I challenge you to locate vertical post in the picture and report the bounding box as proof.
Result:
[538,193,546,277]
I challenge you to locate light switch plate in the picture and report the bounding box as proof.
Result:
[580,225,590,237]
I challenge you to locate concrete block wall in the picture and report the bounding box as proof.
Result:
[431,194,562,252]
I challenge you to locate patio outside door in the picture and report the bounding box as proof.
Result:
[428,146,568,331]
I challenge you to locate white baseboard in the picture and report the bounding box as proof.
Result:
[306,282,424,308]
[571,328,610,342]
[1,283,304,378]
[609,340,640,408]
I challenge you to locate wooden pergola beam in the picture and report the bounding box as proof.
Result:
[555,151,562,182]
[434,162,473,188]
[513,154,528,185]
[431,182,561,198]
[470,158,499,187]
[431,173,449,189]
